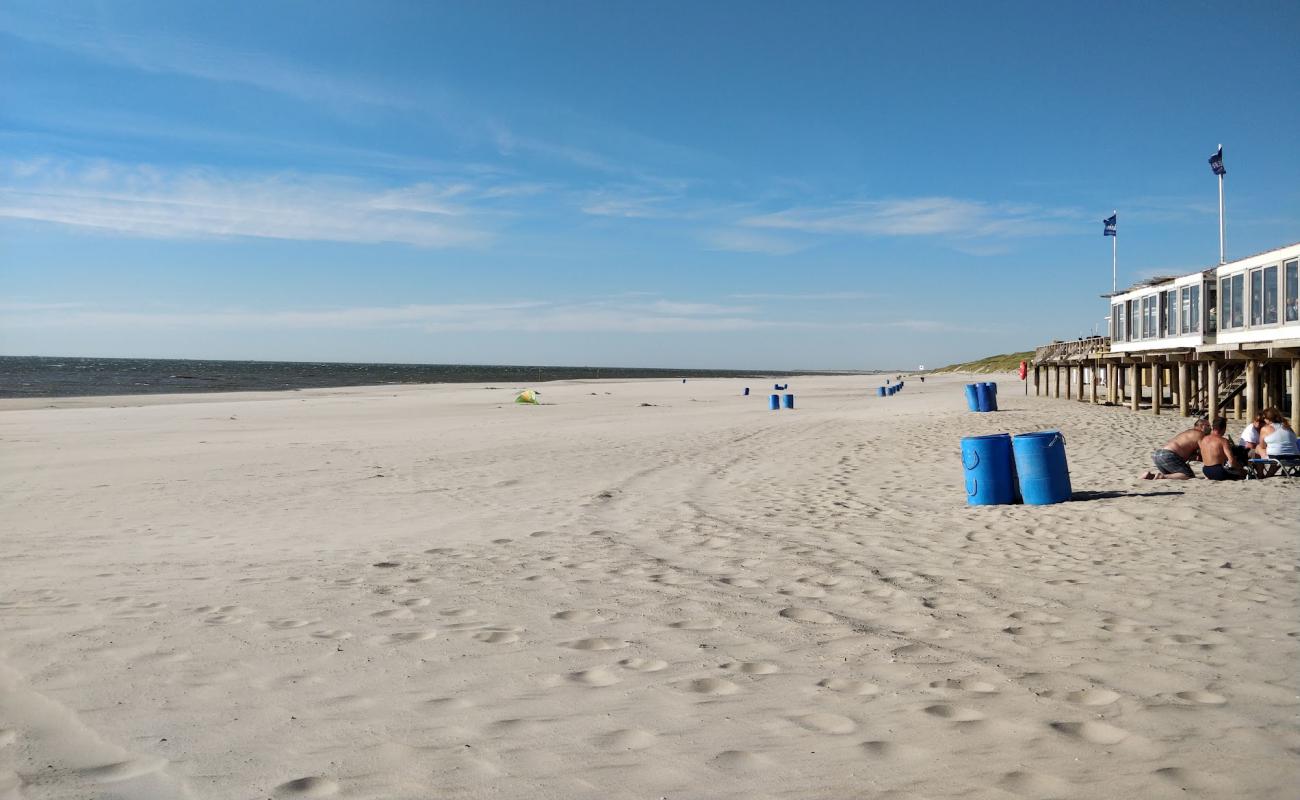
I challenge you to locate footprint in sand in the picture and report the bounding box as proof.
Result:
[779,584,827,599]
[311,629,352,640]
[792,713,856,734]
[718,577,764,589]
[1174,690,1226,705]
[383,630,437,644]
[1050,720,1129,744]
[686,677,740,695]
[998,770,1073,796]
[440,608,476,618]
[818,678,880,695]
[728,661,780,675]
[562,638,628,651]
[860,741,926,761]
[619,658,668,672]
[669,619,720,630]
[267,619,313,630]
[1065,687,1120,706]
[77,756,168,783]
[1009,610,1062,624]
[474,631,519,644]
[930,678,998,693]
[570,668,621,687]
[400,597,432,607]
[779,607,836,624]
[923,705,985,722]
[275,776,339,797]
[713,750,770,770]
[595,729,657,750]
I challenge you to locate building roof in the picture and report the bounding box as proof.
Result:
[1099,240,1300,299]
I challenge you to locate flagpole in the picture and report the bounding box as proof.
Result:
[1111,209,1117,293]
[1217,144,1225,264]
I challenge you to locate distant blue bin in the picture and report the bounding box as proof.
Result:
[1012,430,1072,505]
[769,394,780,410]
[877,387,886,397]
[782,393,794,409]
[964,383,980,411]
[961,433,1017,506]
[743,387,750,396]
[975,382,997,412]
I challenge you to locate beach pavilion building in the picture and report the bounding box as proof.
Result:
[1032,241,1300,425]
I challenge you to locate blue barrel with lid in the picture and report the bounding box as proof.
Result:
[961,433,1017,506]
[976,382,997,412]
[1012,430,1072,505]
[769,393,780,410]
[964,383,980,411]
[782,393,794,409]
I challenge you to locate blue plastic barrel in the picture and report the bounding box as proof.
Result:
[961,433,1017,506]
[987,381,997,395]
[769,394,780,410]
[964,384,980,411]
[975,383,996,412]
[743,387,750,396]
[877,387,886,397]
[782,393,794,409]
[1012,430,1072,505]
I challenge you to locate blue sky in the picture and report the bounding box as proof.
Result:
[2,1,1298,369]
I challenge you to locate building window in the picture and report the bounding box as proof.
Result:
[1189,284,1199,332]
[1221,274,1248,330]
[1146,295,1158,338]
[1206,281,1217,333]
[1250,268,1263,326]
[1286,260,1298,323]
[1163,289,1177,337]
[1127,300,1137,341]
[1231,273,1244,329]
[1263,265,1278,325]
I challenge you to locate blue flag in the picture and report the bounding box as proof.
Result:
[1103,213,1117,236]
[1209,146,1226,176]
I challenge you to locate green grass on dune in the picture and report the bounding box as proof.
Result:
[932,351,1034,374]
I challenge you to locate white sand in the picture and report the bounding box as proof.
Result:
[1,373,1296,799]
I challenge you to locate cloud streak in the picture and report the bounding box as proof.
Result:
[0,159,521,247]
[3,297,961,335]
[740,197,1080,240]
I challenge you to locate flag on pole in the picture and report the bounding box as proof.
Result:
[1209,146,1226,176]
[1103,213,1117,236]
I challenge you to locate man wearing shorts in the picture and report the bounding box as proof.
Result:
[1140,416,1210,480]
[1198,416,1244,480]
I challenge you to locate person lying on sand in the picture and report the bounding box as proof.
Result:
[1198,416,1244,481]
[1140,416,1210,480]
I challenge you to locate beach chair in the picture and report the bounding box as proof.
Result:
[1246,456,1300,478]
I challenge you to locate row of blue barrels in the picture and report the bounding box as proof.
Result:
[877,381,905,397]
[960,430,1071,506]
[964,381,998,412]
[768,393,795,409]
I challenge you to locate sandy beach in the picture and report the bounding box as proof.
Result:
[1,373,1296,799]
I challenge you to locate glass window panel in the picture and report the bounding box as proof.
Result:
[1180,288,1190,334]
[1250,269,1263,325]
[1220,277,1231,330]
[1166,290,1177,336]
[1263,265,1278,325]
[1190,285,1200,332]
[1286,261,1298,322]
[1231,273,1244,328]
[1206,282,1216,333]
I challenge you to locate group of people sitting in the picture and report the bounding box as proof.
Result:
[1141,407,1299,480]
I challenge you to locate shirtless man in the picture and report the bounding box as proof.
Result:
[1198,416,1244,481]
[1140,416,1210,480]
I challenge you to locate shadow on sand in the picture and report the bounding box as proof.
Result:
[1070,489,1185,501]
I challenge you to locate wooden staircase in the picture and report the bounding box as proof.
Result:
[1189,363,1246,416]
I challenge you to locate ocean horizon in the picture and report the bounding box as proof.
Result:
[0,355,880,398]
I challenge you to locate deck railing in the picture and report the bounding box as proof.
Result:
[1033,336,1110,363]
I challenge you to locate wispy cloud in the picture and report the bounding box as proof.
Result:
[703,228,807,255]
[741,197,1080,240]
[728,291,878,301]
[0,7,405,110]
[0,159,520,247]
[4,297,960,336]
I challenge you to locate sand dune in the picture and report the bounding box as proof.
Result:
[1,374,1296,798]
